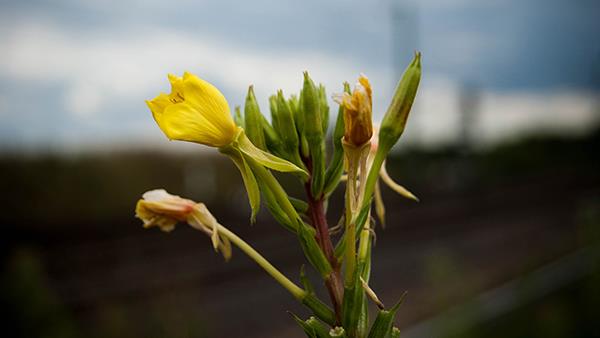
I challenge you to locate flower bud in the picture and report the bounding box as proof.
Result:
[244,85,267,150]
[274,90,300,155]
[379,52,421,152]
[335,75,373,147]
[300,72,323,141]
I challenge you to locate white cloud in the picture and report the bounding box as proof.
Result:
[0,19,390,119]
[0,17,598,150]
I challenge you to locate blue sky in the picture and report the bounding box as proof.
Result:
[0,0,598,150]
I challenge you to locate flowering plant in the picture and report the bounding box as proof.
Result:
[137,53,421,337]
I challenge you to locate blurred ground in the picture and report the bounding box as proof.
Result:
[1,129,599,338]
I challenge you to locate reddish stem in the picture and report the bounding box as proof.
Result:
[305,181,344,324]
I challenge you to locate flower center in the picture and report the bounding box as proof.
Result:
[169,91,185,104]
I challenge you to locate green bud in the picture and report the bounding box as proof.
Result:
[269,94,279,122]
[379,52,422,153]
[323,82,350,196]
[275,91,301,155]
[244,85,267,150]
[292,92,310,158]
[329,327,347,338]
[290,314,329,338]
[366,293,407,338]
[318,84,329,135]
[301,72,323,140]
[390,327,401,338]
[234,105,244,128]
[261,119,286,157]
[301,72,326,197]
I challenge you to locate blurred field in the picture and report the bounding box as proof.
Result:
[1,129,599,338]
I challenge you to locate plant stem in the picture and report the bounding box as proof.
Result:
[304,154,344,324]
[212,221,306,299]
[305,184,344,322]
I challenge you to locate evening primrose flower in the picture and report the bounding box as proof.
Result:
[146,72,237,147]
[146,72,308,221]
[335,74,373,147]
[135,189,232,260]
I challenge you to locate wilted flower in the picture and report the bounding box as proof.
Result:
[146,72,238,147]
[335,75,373,147]
[135,189,232,260]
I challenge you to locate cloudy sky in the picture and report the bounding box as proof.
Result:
[0,0,598,151]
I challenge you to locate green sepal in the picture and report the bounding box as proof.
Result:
[323,82,349,196]
[329,327,347,338]
[244,85,267,150]
[236,129,308,179]
[297,223,333,278]
[301,294,337,326]
[390,327,401,338]
[366,293,407,338]
[220,146,260,222]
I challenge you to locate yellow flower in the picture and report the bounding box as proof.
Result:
[135,189,232,260]
[146,72,238,147]
[335,74,373,147]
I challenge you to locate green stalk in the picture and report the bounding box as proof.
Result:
[213,222,305,299]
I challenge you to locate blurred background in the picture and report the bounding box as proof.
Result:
[1,0,599,337]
